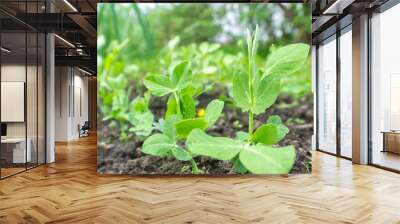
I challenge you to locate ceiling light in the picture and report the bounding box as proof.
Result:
[54,34,75,48]
[323,0,354,15]
[78,67,92,76]
[1,47,11,53]
[323,0,341,14]
[63,0,78,12]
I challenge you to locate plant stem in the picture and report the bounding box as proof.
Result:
[173,92,182,117]
[190,158,201,174]
[248,36,254,136]
[248,111,254,135]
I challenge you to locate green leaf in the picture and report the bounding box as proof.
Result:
[233,69,280,115]
[267,115,289,142]
[251,25,259,61]
[165,96,177,118]
[251,124,278,145]
[153,119,164,133]
[142,134,174,157]
[129,111,154,137]
[162,115,178,141]
[171,147,192,161]
[182,85,203,97]
[187,129,242,160]
[252,72,280,114]
[239,145,295,174]
[246,28,252,62]
[232,70,250,111]
[235,131,249,141]
[180,94,196,119]
[232,156,248,174]
[265,43,310,78]
[130,96,147,113]
[175,118,208,139]
[204,99,224,127]
[143,75,173,97]
[171,61,192,90]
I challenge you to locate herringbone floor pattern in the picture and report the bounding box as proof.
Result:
[1,134,400,223]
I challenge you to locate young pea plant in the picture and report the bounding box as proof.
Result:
[98,39,154,141]
[127,92,154,138]
[141,61,224,174]
[101,79,154,141]
[186,26,310,174]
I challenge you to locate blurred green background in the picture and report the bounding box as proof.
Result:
[97,3,311,141]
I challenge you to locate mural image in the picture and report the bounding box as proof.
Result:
[97,3,312,175]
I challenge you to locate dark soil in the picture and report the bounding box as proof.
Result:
[97,94,313,175]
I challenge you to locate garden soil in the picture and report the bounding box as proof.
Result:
[97,94,313,174]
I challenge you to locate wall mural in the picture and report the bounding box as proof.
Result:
[97,3,312,175]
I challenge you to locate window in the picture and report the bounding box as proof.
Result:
[0,1,46,179]
[370,3,400,171]
[339,28,352,158]
[317,36,337,154]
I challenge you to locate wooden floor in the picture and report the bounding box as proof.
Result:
[1,135,400,224]
[373,151,400,171]
[1,167,26,178]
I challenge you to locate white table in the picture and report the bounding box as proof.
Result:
[1,138,31,163]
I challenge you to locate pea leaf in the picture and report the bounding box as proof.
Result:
[180,94,196,119]
[267,115,289,142]
[235,131,249,141]
[246,28,252,62]
[232,70,250,111]
[232,155,248,174]
[142,134,174,157]
[153,119,164,133]
[171,61,192,90]
[182,85,203,97]
[239,145,295,174]
[171,148,192,161]
[165,96,177,118]
[233,69,280,115]
[162,115,178,141]
[251,124,278,145]
[128,111,154,137]
[130,96,147,113]
[251,25,259,61]
[144,61,193,97]
[186,129,242,160]
[252,72,280,114]
[175,118,208,139]
[143,75,173,97]
[204,99,224,127]
[265,43,310,78]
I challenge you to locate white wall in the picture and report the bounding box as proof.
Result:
[1,65,26,140]
[55,67,89,141]
[55,67,69,141]
[1,65,34,138]
[72,73,89,137]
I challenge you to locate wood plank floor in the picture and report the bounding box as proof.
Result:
[1,134,400,224]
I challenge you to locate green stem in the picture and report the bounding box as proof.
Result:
[248,111,254,136]
[190,158,201,174]
[173,92,182,117]
[248,41,254,136]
